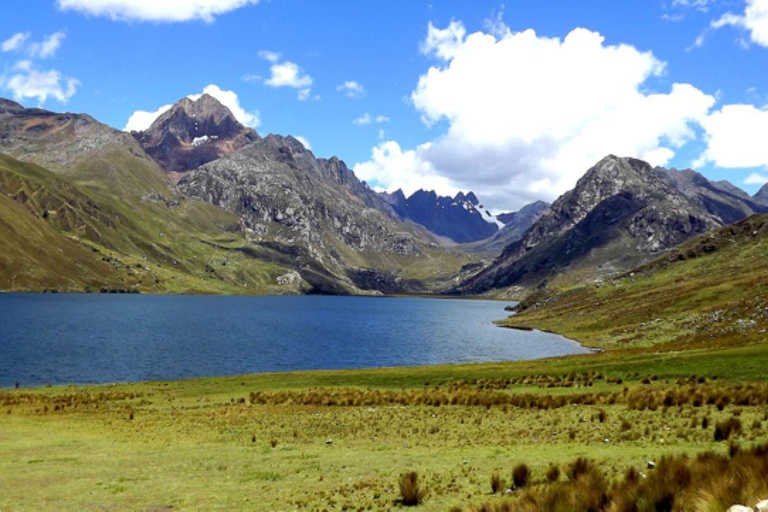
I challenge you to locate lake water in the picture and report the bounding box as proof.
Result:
[0,294,589,387]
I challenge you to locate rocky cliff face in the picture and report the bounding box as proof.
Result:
[177,133,463,292]
[457,156,724,294]
[382,189,500,243]
[131,94,258,181]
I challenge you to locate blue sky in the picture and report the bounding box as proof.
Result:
[2,0,768,210]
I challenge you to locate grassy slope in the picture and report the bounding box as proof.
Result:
[0,152,295,294]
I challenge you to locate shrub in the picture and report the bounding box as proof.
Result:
[399,471,426,506]
[512,464,530,488]
[270,438,278,448]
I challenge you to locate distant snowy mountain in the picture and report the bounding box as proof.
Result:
[381,189,503,243]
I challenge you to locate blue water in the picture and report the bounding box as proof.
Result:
[0,294,589,387]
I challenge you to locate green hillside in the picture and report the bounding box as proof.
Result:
[504,213,768,352]
[0,153,294,294]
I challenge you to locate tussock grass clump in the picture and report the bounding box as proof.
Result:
[460,442,768,512]
[545,465,560,483]
[491,473,504,494]
[714,417,743,442]
[399,471,426,506]
[512,464,530,489]
[567,457,594,481]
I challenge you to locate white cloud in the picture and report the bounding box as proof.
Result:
[2,32,30,52]
[353,113,389,125]
[353,113,372,125]
[0,31,78,105]
[258,52,313,100]
[1,32,65,59]
[1,68,79,104]
[354,141,457,196]
[124,84,260,132]
[712,0,768,47]
[672,0,712,12]
[257,50,280,63]
[356,22,715,210]
[124,103,173,132]
[337,80,366,98]
[696,103,768,169]
[56,0,260,23]
[30,32,66,59]
[297,88,311,101]
[294,136,312,150]
[421,21,466,60]
[745,172,768,185]
[264,61,312,88]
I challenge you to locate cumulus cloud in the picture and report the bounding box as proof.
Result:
[2,32,30,52]
[1,69,79,103]
[712,0,768,47]
[0,31,78,104]
[56,0,260,23]
[354,141,457,195]
[259,51,313,100]
[123,84,260,132]
[355,22,715,210]
[31,32,66,59]
[744,172,768,185]
[124,103,173,132]
[264,61,312,88]
[337,80,366,98]
[1,31,66,59]
[696,103,768,170]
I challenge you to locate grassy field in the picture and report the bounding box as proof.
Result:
[2,338,768,511]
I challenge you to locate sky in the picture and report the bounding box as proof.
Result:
[2,0,768,211]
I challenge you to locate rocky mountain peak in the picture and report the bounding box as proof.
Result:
[132,94,258,178]
[456,155,725,294]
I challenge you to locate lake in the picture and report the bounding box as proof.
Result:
[0,294,589,387]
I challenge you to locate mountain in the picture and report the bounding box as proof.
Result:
[456,155,726,295]
[473,200,549,253]
[0,96,473,294]
[131,94,258,181]
[754,182,768,206]
[506,213,768,351]
[658,167,767,224]
[178,133,471,293]
[0,98,306,294]
[381,189,501,243]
